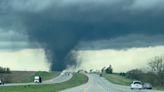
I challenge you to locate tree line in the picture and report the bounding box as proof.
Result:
[0,66,11,83]
[0,66,11,73]
[101,56,164,87]
[125,56,164,87]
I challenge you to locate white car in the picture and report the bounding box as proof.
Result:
[34,76,42,83]
[0,80,4,85]
[130,81,143,90]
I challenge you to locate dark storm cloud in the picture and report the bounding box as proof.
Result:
[78,34,164,50]
[0,29,39,50]
[0,0,164,71]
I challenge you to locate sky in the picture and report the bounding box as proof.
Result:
[0,49,49,71]
[0,0,164,72]
[77,46,164,72]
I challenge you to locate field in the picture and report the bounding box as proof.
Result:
[0,71,60,83]
[0,73,88,92]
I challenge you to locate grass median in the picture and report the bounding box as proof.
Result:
[0,73,88,92]
[104,74,132,86]
[154,86,164,91]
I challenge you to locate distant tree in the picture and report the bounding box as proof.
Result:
[6,68,11,73]
[126,69,144,80]
[101,67,106,73]
[90,69,93,73]
[0,66,11,73]
[105,65,113,74]
[120,72,126,76]
[148,56,164,73]
[0,67,3,73]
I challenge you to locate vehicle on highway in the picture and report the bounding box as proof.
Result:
[65,72,70,76]
[99,73,102,77]
[143,83,152,89]
[34,76,42,83]
[130,81,143,90]
[0,79,4,85]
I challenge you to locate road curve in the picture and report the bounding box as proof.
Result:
[0,73,72,87]
[61,74,164,92]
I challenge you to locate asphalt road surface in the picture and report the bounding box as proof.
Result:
[61,74,163,92]
[0,73,72,87]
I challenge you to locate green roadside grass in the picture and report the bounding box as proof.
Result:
[104,74,132,86]
[22,71,60,83]
[0,73,88,92]
[154,86,164,91]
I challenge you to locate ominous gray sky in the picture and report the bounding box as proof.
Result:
[0,0,164,71]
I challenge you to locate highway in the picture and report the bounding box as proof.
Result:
[0,73,72,87]
[61,74,163,92]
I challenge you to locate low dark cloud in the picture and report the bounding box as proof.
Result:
[78,34,164,50]
[0,29,39,51]
[0,0,164,71]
